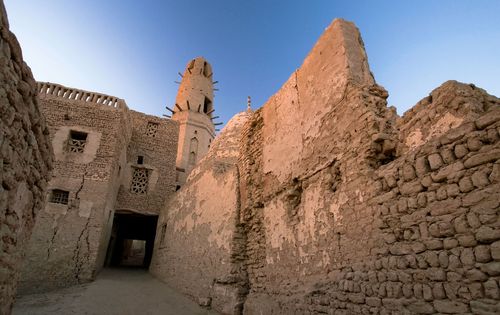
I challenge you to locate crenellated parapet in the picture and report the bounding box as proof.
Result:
[37,82,128,110]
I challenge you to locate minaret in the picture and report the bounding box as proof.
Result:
[171,57,216,186]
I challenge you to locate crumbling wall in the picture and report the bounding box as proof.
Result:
[18,86,129,294]
[0,1,53,312]
[152,18,500,315]
[238,20,500,315]
[151,112,250,314]
[115,110,178,215]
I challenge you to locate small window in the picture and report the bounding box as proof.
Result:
[137,156,144,165]
[68,130,88,153]
[130,167,149,194]
[145,122,159,137]
[49,189,69,205]
[203,97,212,114]
[203,62,211,77]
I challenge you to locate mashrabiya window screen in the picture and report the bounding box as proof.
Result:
[68,130,88,153]
[145,122,159,137]
[131,167,149,194]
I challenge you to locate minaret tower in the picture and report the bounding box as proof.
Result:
[170,57,216,186]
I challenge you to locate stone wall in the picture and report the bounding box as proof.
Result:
[18,86,129,294]
[152,18,500,315]
[239,21,500,315]
[115,110,178,215]
[0,1,53,312]
[150,112,250,314]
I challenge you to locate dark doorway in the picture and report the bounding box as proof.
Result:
[105,212,158,268]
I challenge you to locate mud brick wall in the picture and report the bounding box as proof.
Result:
[116,110,178,215]
[0,2,53,312]
[18,93,128,294]
[150,112,250,314]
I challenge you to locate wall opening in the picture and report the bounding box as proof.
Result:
[67,130,88,153]
[203,97,212,114]
[49,189,69,205]
[105,212,158,269]
[137,156,144,165]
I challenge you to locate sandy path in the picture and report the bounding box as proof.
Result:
[13,268,220,315]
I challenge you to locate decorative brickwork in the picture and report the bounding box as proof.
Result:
[146,122,159,137]
[131,167,149,194]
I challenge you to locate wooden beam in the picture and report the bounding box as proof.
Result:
[186,100,190,110]
[214,122,223,126]
[162,114,171,118]
[165,106,174,113]
[175,103,183,112]
[178,72,183,77]
[210,116,220,120]
[197,104,201,112]
[207,109,215,115]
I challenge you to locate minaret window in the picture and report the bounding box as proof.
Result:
[203,97,212,114]
[203,62,211,77]
[189,137,199,165]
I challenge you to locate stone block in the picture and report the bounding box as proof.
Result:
[476,226,500,243]
[475,245,492,263]
[475,109,500,129]
[433,300,469,313]
[480,261,500,276]
[465,268,488,282]
[454,144,468,159]
[415,156,430,177]
[491,240,500,260]
[406,301,435,314]
[464,149,500,168]
[471,169,491,188]
[458,176,474,192]
[428,153,444,170]
[470,300,500,315]
[483,279,499,299]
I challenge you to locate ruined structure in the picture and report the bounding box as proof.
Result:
[150,19,500,314]
[0,2,53,312]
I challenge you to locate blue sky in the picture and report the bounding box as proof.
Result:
[5,1,500,127]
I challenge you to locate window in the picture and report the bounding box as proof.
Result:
[203,62,211,77]
[137,156,144,165]
[203,97,212,114]
[145,122,159,137]
[68,130,88,153]
[130,167,149,194]
[49,189,69,205]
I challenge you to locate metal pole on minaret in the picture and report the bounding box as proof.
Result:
[247,96,252,112]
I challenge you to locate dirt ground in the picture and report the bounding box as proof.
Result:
[13,268,220,315]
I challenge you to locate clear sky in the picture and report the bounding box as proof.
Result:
[4,0,500,127]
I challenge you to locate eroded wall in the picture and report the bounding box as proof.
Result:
[238,21,500,315]
[0,2,53,312]
[151,112,249,314]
